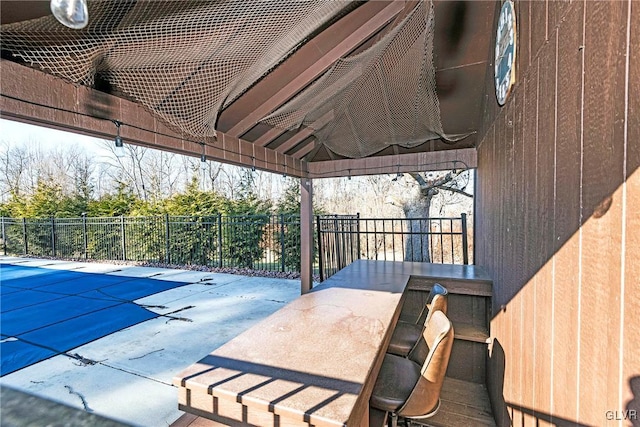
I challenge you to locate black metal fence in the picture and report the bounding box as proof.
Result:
[0,214,302,272]
[0,213,470,279]
[316,214,469,280]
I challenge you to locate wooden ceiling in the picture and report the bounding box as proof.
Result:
[0,1,496,177]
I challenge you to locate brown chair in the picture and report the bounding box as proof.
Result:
[405,293,448,365]
[387,284,448,357]
[370,310,454,427]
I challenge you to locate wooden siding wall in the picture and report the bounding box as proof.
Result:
[475,1,639,426]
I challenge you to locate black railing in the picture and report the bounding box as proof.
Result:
[0,213,470,280]
[0,214,302,273]
[317,214,469,280]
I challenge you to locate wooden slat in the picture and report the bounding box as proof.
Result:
[452,322,490,344]
[224,1,404,137]
[407,278,492,297]
[170,413,226,427]
[533,29,556,426]
[306,149,477,178]
[530,0,548,59]
[0,60,307,178]
[578,1,627,423]
[417,378,496,427]
[447,340,486,384]
[551,2,583,423]
[624,0,640,416]
[517,0,532,74]
[507,84,526,427]
[519,58,539,427]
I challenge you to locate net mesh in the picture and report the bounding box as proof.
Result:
[262,1,447,158]
[0,0,352,138]
[1,1,451,159]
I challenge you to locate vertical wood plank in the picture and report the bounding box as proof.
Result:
[579,0,627,423]
[511,85,526,426]
[551,1,583,423]
[520,51,539,425]
[530,0,548,59]
[495,109,506,299]
[623,0,640,419]
[523,63,539,286]
[517,0,532,75]
[502,95,516,312]
[533,30,556,426]
[548,0,574,36]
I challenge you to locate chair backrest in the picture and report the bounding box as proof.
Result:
[398,310,454,419]
[415,283,448,326]
[407,292,448,365]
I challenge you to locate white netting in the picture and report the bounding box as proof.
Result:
[262,1,447,158]
[0,0,352,137]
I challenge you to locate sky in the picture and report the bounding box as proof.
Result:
[0,118,112,159]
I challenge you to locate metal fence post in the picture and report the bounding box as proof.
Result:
[1,216,6,256]
[356,213,361,260]
[461,213,469,265]
[200,216,206,266]
[22,217,28,255]
[316,215,323,282]
[217,213,223,268]
[165,213,171,264]
[51,216,56,257]
[120,215,127,261]
[333,216,343,270]
[280,214,286,272]
[82,213,88,259]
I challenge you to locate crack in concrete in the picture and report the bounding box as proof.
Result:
[129,348,164,360]
[64,385,92,412]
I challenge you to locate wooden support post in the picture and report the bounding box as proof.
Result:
[300,178,313,294]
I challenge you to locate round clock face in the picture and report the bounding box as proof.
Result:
[495,0,517,106]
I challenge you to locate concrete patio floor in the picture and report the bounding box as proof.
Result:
[0,257,302,426]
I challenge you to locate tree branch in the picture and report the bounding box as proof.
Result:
[435,185,473,198]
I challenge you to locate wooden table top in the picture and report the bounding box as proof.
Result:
[173,260,490,427]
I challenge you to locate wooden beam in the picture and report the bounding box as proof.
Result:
[275,111,334,154]
[306,148,477,178]
[226,1,404,138]
[254,126,287,147]
[292,141,317,160]
[0,59,307,178]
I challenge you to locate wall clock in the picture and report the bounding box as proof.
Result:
[495,0,517,106]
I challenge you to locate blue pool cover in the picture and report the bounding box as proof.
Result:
[0,264,189,376]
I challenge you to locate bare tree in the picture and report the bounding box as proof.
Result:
[400,170,472,262]
[0,141,32,199]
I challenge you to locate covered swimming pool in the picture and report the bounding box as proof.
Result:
[0,262,191,376]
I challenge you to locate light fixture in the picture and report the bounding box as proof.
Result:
[50,0,89,29]
[113,121,125,158]
[200,153,207,171]
[391,166,402,181]
[251,157,256,172]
